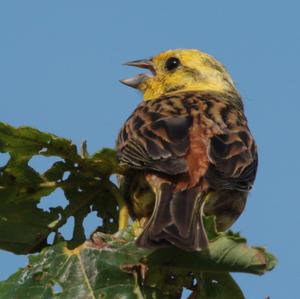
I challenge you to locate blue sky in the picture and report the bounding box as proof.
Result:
[0,1,299,298]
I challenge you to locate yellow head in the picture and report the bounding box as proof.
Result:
[121,49,237,101]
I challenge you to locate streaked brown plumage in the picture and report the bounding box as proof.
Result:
[117,49,257,251]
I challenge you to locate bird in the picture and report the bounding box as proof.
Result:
[117,49,257,251]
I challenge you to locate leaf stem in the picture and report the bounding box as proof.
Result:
[107,182,130,231]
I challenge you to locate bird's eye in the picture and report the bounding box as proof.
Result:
[165,57,181,71]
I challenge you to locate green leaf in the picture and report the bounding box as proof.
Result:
[92,148,120,176]
[0,122,119,254]
[0,228,276,299]
[147,227,277,298]
[0,122,77,160]
[0,234,169,299]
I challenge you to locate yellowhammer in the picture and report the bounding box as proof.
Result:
[117,49,257,251]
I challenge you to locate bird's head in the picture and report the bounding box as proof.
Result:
[121,49,237,101]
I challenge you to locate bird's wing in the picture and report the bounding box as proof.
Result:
[117,92,257,190]
[117,96,192,175]
[206,128,258,191]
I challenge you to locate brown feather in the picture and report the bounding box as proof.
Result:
[117,91,257,250]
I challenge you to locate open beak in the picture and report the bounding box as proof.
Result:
[120,58,155,89]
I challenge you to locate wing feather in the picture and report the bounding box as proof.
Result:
[117,91,257,190]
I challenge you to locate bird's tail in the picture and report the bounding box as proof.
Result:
[136,182,209,251]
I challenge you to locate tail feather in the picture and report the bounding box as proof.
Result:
[136,182,209,251]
